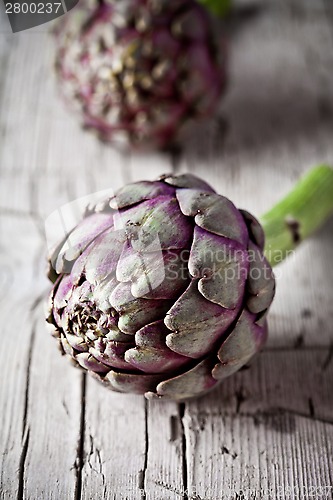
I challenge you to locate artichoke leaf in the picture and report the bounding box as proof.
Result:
[212,310,267,380]
[117,243,190,300]
[164,280,237,358]
[110,282,173,334]
[54,212,114,274]
[189,227,249,309]
[83,229,125,285]
[155,358,217,400]
[177,189,248,246]
[110,180,175,209]
[125,320,189,374]
[114,195,193,251]
[106,370,164,394]
[162,173,215,193]
[76,352,110,374]
[240,210,265,250]
[90,338,134,370]
[246,242,275,314]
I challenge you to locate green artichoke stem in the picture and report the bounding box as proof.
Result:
[260,165,333,267]
[198,0,232,18]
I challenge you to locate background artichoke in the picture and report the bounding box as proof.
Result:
[54,0,226,150]
[46,174,275,400]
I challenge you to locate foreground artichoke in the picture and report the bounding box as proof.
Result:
[54,0,226,149]
[46,174,275,400]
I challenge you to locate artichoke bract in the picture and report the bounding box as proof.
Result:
[46,174,275,400]
[54,0,226,150]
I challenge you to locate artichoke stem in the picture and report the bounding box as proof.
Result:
[260,165,333,267]
[198,0,232,18]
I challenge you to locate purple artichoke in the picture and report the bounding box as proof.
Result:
[46,174,275,400]
[54,0,226,150]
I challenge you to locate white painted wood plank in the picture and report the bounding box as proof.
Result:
[144,400,185,500]
[268,221,333,349]
[0,172,33,214]
[82,380,146,500]
[0,2,11,33]
[0,213,77,498]
[23,312,83,500]
[83,386,185,500]
[128,151,174,183]
[184,349,333,500]
[0,215,41,499]
[190,349,333,422]
[0,35,50,175]
[183,410,333,500]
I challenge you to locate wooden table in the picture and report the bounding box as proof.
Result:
[1,1,332,498]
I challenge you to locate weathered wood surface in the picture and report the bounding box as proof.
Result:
[0,0,332,499]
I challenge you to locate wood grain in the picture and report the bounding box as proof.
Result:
[0,0,333,498]
[183,409,333,500]
[23,313,83,500]
[82,380,147,500]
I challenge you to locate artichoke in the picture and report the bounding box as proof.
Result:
[46,174,275,401]
[54,0,226,150]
